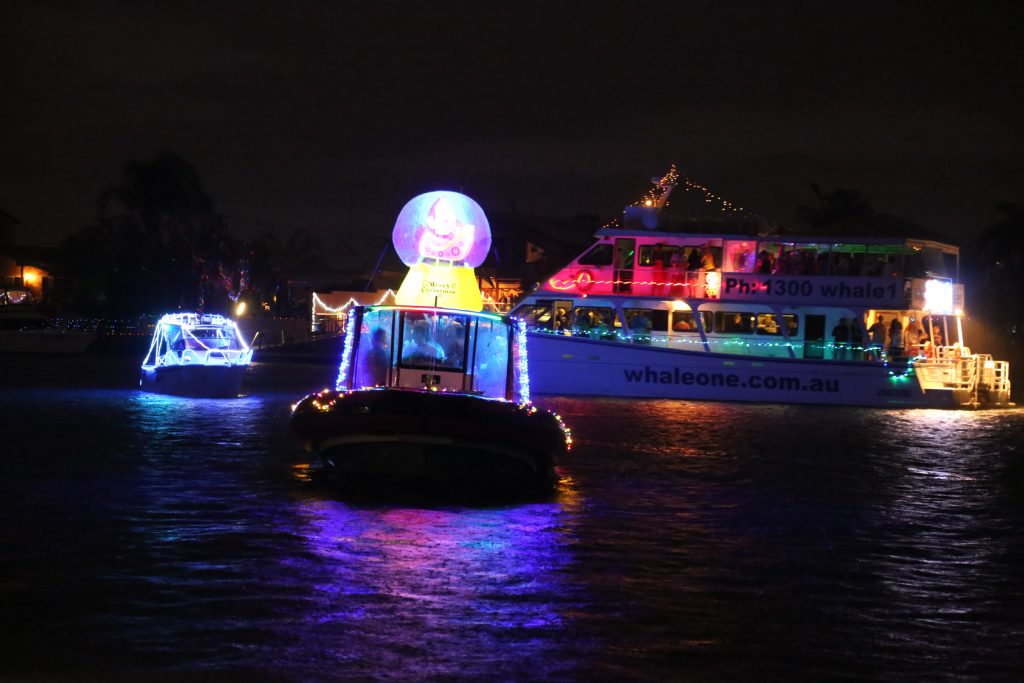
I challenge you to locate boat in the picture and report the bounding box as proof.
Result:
[511,168,1012,409]
[140,312,253,397]
[290,191,571,490]
[0,296,96,354]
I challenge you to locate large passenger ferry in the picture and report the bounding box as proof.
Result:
[512,170,1012,408]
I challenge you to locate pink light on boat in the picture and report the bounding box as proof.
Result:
[392,191,491,267]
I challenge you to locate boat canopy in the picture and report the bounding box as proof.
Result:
[340,305,527,402]
[141,313,252,369]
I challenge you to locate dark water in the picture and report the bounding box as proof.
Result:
[1,357,1023,682]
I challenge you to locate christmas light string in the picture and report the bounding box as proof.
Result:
[311,290,397,327]
[600,164,767,226]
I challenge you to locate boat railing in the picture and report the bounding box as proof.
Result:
[913,350,1011,400]
[972,354,1011,396]
[156,347,253,368]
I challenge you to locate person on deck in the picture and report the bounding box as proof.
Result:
[700,246,716,270]
[867,315,887,361]
[364,327,390,386]
[850,319,865,360]
[904,318,924,356]
[887,318,904,360]
[402,320,445,364]
[831,318,850,360]
[687,247,702,271]
[630,310,652,343]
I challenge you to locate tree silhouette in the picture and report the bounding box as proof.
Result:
[64,154,244,316]
[964,202,1024,339]
[247,227,331,315]
[797,183,875,227]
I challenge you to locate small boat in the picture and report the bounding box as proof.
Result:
[0,300,96,355]
[140,313,253,398]
[291,191,571,491]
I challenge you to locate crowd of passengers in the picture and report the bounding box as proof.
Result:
[643,243,909,277]
[557,305,955,362]
[830,315,951,362]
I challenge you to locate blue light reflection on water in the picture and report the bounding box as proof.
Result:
[286,498,580,680]
[1,376,1023,681]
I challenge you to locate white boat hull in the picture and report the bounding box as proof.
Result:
[140,364,247,398]
[526,333,963,408]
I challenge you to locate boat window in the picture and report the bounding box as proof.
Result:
[614,240,635,270]
[471,318,510,398]
[577,243,614,266]
[723,241,756,273]
[553,301,572,332]
[755,243,780,274]
[829,244,865,276]
[572,306,615,339]
[755,313,798,336]
[714,311,755,334]
[693,244,721,270]
[672,310,711,333]
[624,308,670,334]
[650,309,669,332]
[354,308,396,388]
[189,326,243,350]
[518,300,553,329]
[166,326,185,351]
[756,313,780,335]
[512,300,572,332]
[914,246,956,279]
[775,245,826,275]
[398,311,469,371]
[638,244,680,268]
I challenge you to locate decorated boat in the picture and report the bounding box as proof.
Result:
[290,191,571,490]
[140,313,253,397]
[512,168,1012,409]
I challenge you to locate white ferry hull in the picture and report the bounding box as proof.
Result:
[140,364,247,398]
[526,333,960,409]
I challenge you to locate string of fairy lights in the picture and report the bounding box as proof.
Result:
[602,164,767,228]
[530,325,925,365]
[311,289,511,325]
[310,290,398,328]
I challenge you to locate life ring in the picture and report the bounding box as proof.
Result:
[575,270,595,292]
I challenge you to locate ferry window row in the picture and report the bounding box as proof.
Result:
[575,239,957,279]
[519,301,800,337]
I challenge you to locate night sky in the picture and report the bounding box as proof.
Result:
[2,2,1022,265]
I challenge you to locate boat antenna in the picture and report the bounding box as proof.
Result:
[365,240,391,292]
[636,164,679,211]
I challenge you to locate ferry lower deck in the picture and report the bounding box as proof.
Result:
[514,297,1012,409]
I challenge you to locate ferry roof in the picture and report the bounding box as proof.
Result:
[605,210,958,252]
[596,226,958,252]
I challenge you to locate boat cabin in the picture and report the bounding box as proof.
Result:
[340,305,528,401]
[141,313,252,370]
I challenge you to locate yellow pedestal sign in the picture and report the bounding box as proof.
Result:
[395,262,483,312]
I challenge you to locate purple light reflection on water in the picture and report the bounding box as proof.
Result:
[3,358,1024,681]
[282,491,583,679]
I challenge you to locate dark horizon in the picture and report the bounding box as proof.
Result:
[2,2,1022,260]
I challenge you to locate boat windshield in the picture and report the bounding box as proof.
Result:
[398,311,469,371]
[184,326,243,350]
[350,307,513,397]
